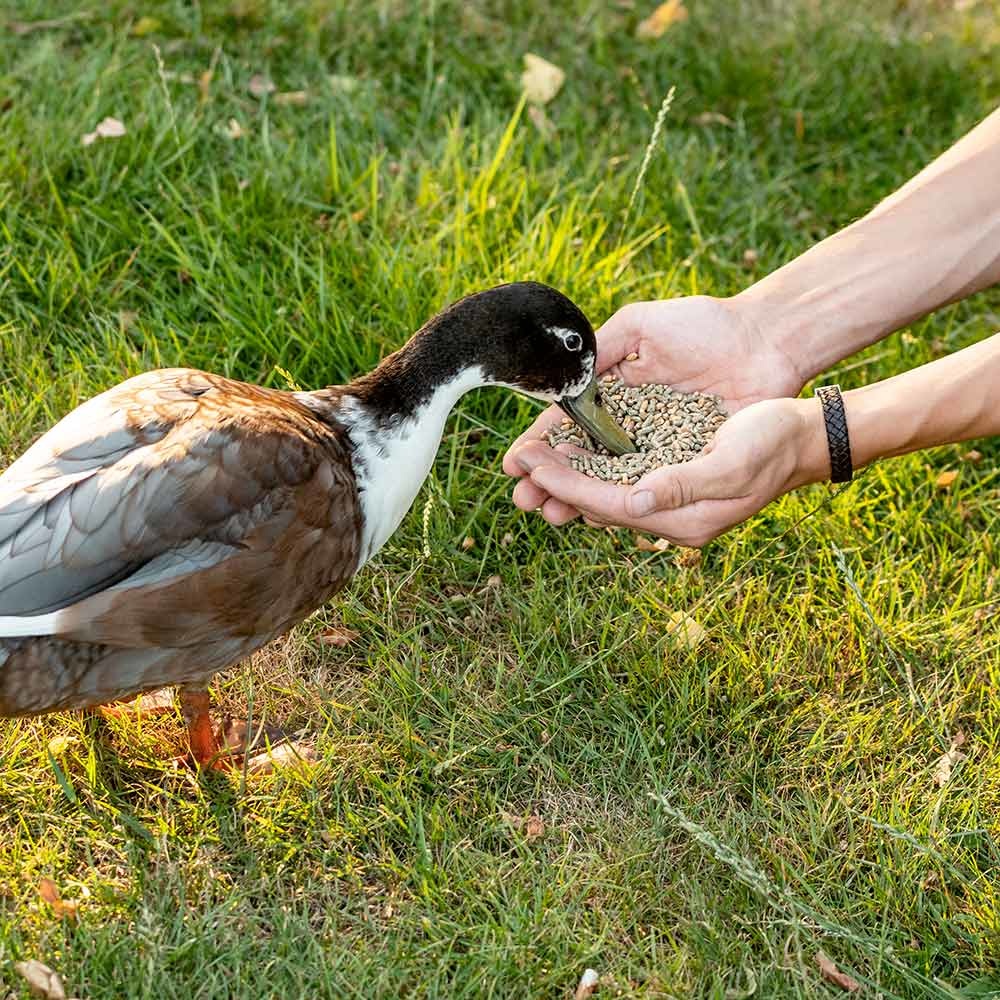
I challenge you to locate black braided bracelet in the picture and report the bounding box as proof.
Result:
[815,384,854,484]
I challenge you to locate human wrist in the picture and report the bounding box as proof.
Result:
[787,396,834,489]
[721,292,807,398]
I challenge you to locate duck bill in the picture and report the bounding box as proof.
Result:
[559,379,634,456]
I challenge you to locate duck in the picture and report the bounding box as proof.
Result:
[0,281,633,769]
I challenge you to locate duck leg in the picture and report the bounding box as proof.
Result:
[178,685,231,769]
[178,685,316,773]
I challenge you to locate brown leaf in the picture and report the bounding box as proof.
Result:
[574,969,601,1000]
[81,116,126,146]
[37,879,79,921]
[524,815,545,841]
[933,736,967,787]
[634,533,670,553]
[483,574,503,591]
[248,73,275,98]
[665,611,706,650]
[692,111,734,127]
[636,0,688,39]
[675,547,702,568]
[461,535,476,551]
[14,960,67,1000]
[318,626,360,647]
[962,449,983,464]
[273,90,309,106]
[815,952,861,993]
[520,53,565,105]
[935,469,959,489]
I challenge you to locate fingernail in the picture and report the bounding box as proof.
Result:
[628,489,655,517]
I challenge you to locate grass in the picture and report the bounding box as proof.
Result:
[1,0,1000,995]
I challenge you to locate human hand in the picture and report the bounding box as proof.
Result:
[508,396,829,547]
[503,295,803,524]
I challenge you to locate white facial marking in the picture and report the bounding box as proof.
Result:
[547,325,584,352]
[340,367,488,566]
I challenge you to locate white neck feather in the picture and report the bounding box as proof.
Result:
[339,366,488,566]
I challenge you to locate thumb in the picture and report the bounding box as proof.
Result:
[625,451,739,518]
[594,304,641,374]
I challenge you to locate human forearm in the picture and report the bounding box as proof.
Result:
[792,333,1000,486]
[737,106,1000,387]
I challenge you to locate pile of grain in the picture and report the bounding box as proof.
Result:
[545,375,727,485]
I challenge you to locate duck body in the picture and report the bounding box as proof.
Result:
[0,368,363,715]
[0,282,631,762]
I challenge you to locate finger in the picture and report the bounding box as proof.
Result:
[540,497,581,525]
[507,440,574,476]
[502,405,563,476]
[594,304,642,374]
[512,477,550,512]
[624,452,745,519]
[528,463,632,523]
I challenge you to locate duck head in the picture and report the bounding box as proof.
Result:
[356,281,633,454]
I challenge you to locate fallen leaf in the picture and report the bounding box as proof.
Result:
[317,626,360,647]
[484,574,502,590]
[962,449,983,464]
[246,742,317,774]
[665,611,706,650]
[461,536,476,551]
[815,951,860,992]
[675,547,702,568]
[933,736,967,787]
[524,814,545,840]
[634,533,670,553]
[248,73,275,98]
[575,968,601,1000]
[350,208,367,223]
[935,470,959,489]
[46,735,78,756]
[692,111,733,127]
[501,532,515,547]
[636,0,688,39]
[131,15,161,36]
[226,118,247,140]
[273,90,309,106]
[81,116,126,146]
[198,68,213,103]
[37,879,79,921]
[520,53,565,106]
[14,960,67,1000]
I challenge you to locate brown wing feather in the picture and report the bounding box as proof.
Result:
[0,369,361,648]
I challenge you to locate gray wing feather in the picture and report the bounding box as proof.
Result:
[0,370,293,617]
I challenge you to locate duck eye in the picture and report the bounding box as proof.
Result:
[564,332,583,352]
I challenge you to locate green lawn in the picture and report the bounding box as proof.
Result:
[2,1,1000,996]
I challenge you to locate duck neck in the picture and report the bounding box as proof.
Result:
[335,337,488,565]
